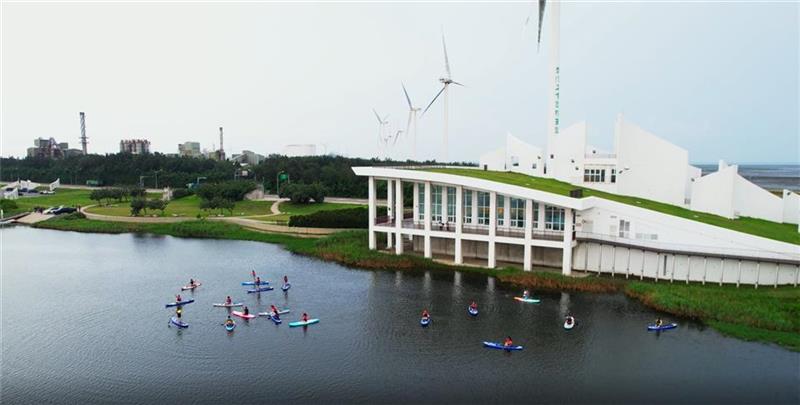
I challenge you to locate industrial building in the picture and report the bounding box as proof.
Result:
[178,141,202,158]
[26,138,82,159]
[119,139,151,154]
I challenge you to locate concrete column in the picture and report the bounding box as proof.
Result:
[368,176,376,250]
[523,199,533,271]
[471,190,478,225]
[503,195,511,229]
[537,202,546,231]
[395,180,404,255]
[561,208,573,276]
[488,191,497,268]
[386,179,393,249]
[442,185,449,225]
[424,181,432,258]
[455,186,463,264]
[412,182,419,222]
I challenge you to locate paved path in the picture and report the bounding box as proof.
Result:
[270,200,282,215]
[15,212,54,224]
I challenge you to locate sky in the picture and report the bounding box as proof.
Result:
[1,1,798,164]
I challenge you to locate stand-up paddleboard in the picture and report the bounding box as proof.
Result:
[246,286,274,293]
[564,317,575,330]
[165,299,195,308]
[232,311,255,319]
[514,297,540,303]
[269,314,282,324]
[289,319,319,327]
[420,317,431,327]
[213,302,244,308]
[483,341,523,351]
[258,309,290,317]
[181,283,202,291]
[241,281,270,286]
[281,283,291,291]
[647,323,677,331]
[468,306,479,316]
[170,317,189,328]
[225,321,236,332]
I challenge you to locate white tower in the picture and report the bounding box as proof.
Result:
[543,0,561,175]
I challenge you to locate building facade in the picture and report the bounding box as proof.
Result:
[120,139,150,154]
[354,166,800,287]
[178,141,202,158]
[26,138,82,159]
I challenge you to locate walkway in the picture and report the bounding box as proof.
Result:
[14,212,54,224]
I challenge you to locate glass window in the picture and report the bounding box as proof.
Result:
[463,190,473,224]
[583,168,606,183]
[611,169,617,183]
[545,205,565,231]
[417,184,425,221]
[510,198,525,228]
[619,219,630,238]
[477,191,490,225]
[432,185,442,222]
[533,202,539,228]
[446,187,456,223]
[496,196,505,227]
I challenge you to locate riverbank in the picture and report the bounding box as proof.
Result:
[32,216,800,351]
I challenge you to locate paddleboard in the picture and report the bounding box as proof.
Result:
[483,341,523,351]
[269,315,282,324]
[170,317,189,328]
[281,283,291,291]
[289,319,320,327]
[241,281,270,286]
[514,297,540,303]
[165,299,195,308]
[213,302,244,308]
[647,323,677,331]
[258,309,290,317]
[181,283,201,291]
[564,317,575,330]
[232,311,255,319]
[468,306,479,316]
[225,322,236,332]
[246,287,274,293]
[420,317,431,327]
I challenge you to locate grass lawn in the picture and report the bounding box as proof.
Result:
[86,195,273,218]
[255,201,356,222]
[425,168,799,245]
[3,189,95,216]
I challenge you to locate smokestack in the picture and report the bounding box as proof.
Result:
[79,112,88,155]
[218,126,225,160]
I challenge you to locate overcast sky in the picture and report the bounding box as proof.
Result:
[2,1,797,163]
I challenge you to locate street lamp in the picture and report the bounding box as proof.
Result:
[196,176,207,187]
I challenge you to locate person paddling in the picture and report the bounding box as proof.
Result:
[175,294,182,303]
[176,307,183,319]
[655,317,663,327]
[243,306,250,316]
[251,269,257,279]
[503,336,513,347]
[522,290,530,299]
[225,296,232,306]
[270,305,280,320]
[283,275,288,284]
[225,315,234,327]
[565,314,574,326]
[469,301,478,311]
[302,312,309,323]
[189,278,196,287]
[255,276,262,286]
[421,309,430,320]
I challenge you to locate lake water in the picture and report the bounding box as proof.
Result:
[1,227,798,404]
[697,164,800,191]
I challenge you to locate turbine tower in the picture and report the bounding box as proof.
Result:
[373,109,390,158]
[538,0,560,174]
[79,112,88,155]
[423,32,463,163]
[402,83,421,161]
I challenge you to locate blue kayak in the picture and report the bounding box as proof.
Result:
[289,319,319,327]
[269,314,282,324]
[241,281,270,286]
[225,322,236,332]
[165,299,195,308]
[483,341,523,351]
[468,306,479,316]
[648,323,677,331]
[420,317,431,327]
[170,317,189,328]
[281,283,291,291]
[246,286,274,293]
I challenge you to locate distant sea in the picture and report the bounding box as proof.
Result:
[696,164,800,192]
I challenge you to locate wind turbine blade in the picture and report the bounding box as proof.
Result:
[392,130,402,146]
[373,108,383,123]
[423,85,446,115]
[451,81,465,87]
[405,111,412,135]
[402,83,413,109]
[442,32,451,79]
[537,0,546,52]
[382,114,390,122]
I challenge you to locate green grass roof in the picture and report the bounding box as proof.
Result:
[424,168,799,246]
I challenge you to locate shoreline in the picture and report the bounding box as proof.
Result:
[29,216,800,352]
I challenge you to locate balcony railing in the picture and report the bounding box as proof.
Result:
[374,218,568,242]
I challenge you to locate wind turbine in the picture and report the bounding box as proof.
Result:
[402,83,421,161]
[373,108,390,158]
[423,32,463,163]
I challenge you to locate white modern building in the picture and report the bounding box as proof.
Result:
[283,144,317,157]
[353,166,800,287]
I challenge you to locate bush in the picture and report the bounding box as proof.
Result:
[59,211,86,220]
[280,183,327,204]
[289,206,375,228]
[130,198,146,216]
[0,199,18,211]
[171,188,192,200]
[147,199,169,214]
[200,196,234,215]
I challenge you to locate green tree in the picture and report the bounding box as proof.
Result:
[130,198,146,216]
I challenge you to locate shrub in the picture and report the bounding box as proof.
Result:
[171,188,192,200]
[0,199,18,211]
[281,183,327,204]
[289,206,377,228]
[196,181,256,202]
[130,198,146,216]
[147,199,169,214]
[59,211,86,220]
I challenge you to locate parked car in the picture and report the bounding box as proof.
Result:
[52,207,77,215]
[40,190,55,195]
[43,206,63,214]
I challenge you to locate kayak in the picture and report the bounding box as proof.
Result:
[247,286,274,293]
[483,341,523,351]
[213,302,244,308]
[289,319,320,327]
[225,322,236,332]
[258,309,290,317]
[281,283,291,291]
[514,297,540,303]
[269,314,282,324]
[170,317,189,328]
[468,306,479,316]
[241,281,270,286]
[420,317,431,327]
[181,283,202,291]
[165,299,195,308]
[232,311,255,319]
[564,318,575,330]
[648,323,678,331]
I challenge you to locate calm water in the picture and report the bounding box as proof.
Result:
[697,164,800,191]
[1,227,798,404]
